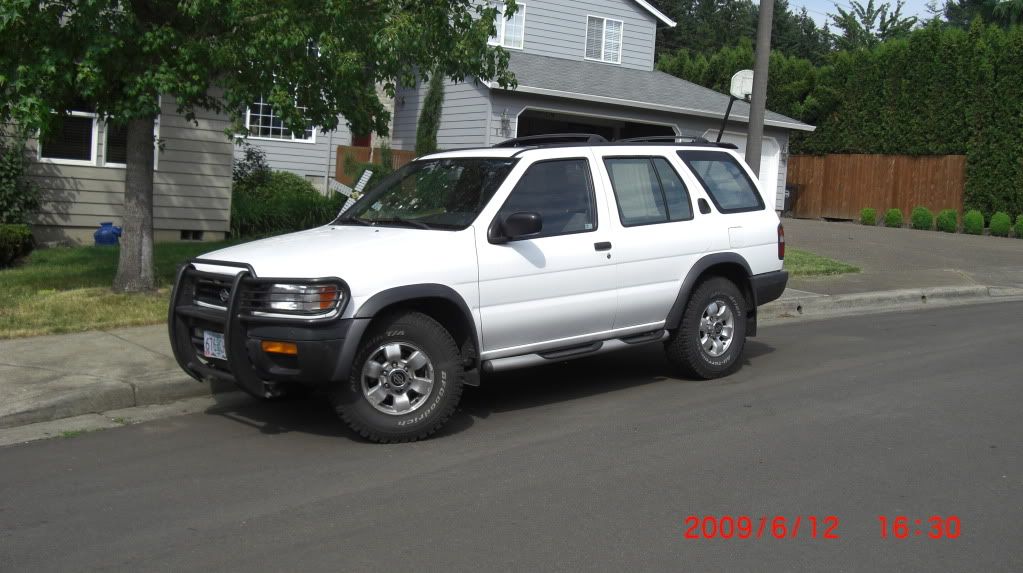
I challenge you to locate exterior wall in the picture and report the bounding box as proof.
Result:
[235,120,352,192]
[516,0,657,71]
[21,95,233,245]
[390,79,492,152]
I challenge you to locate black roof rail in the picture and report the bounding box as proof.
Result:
[616,135,710,144]
[493,133,608,148]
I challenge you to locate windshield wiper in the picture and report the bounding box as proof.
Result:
[370,217,433,230]
[335,215,372,227]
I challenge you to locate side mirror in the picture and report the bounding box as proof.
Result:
[488,211,543,244]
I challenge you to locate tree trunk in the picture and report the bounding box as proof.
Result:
[112,116,157,292]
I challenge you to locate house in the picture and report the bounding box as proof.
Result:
[387,0,815,211]
[16,96,233,245]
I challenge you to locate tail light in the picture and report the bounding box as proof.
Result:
[778,223,785,260]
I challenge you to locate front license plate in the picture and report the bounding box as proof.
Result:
[203,331,227,360]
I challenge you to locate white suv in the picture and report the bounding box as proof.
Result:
[169,134,788,442]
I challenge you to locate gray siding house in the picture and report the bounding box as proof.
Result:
[389,0,815,211]
[16,95,233,245]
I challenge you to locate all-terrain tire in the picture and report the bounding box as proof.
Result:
[665,277,747,380]
[330,311,463,443]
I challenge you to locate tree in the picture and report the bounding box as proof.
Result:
[939,0,997,27]
[829,0,919,50]
[0,0,515,292]
[992,0,1023,24]
[415,72,446,157]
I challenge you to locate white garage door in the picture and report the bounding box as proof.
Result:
[703,131,781,211]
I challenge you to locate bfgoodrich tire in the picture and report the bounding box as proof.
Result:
[665,277,747,380]
[331,311,463,443]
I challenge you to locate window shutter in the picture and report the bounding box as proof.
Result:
[585,16,603,59]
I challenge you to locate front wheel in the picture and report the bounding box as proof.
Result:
[665,277,747,379]
[331,311,464,443]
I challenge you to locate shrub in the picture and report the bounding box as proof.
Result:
[231,171,343,238]
[233,141,271,189]
[910,206,933,230]
[0,135,40,224]
[936,209,958,233]
[963,210,984,235]
[1015,215,1023,239]
[989,211,1011,237]
[0,224,34,267]
[859,208,876,226]
[884,208,903,228]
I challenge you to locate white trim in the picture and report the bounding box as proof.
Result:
[512,106,680,138]
[245,98,318,144]
[488,2,526,50]
[583,15,624,65]
[631,0,676,27]
[37,111,99,166]
[503,84,816,132]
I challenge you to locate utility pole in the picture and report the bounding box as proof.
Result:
[745,0,774,176]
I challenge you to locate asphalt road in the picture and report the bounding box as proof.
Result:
[2,303,1022,572]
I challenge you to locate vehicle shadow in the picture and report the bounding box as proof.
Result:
[203,340,775,442]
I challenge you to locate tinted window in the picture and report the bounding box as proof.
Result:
[604,156,693,226]
[678,151,764,213]
[498,159,596,238]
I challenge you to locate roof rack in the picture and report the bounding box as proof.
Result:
[493,133,608,148]
[615,135,710,144]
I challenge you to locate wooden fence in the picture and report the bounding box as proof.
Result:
[334,145,416,187]
[786,154,966,220]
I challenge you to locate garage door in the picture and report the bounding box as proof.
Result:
[703,131,781,211]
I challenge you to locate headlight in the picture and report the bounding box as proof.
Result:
[264,283,342,314]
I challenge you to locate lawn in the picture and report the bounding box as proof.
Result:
[784,249,860,277]
[0,241,235,338]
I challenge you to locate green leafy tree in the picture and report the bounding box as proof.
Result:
[830,0,919,50]
[415,72,446,157]
[992,0,1023,24]
[0,1,515,292]
[940,0,997,26]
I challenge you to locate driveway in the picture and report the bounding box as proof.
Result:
[1,302,1021,571]
[784,218,1023,294]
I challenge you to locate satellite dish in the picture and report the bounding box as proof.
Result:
[730,70,754,101]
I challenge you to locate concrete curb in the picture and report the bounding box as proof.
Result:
[760,285,1023,323]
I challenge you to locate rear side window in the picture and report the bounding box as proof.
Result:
[498,158,596,238]
[604,156,693,226]
[677,150,764,213]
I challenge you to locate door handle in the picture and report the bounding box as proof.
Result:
[594,241,612,251]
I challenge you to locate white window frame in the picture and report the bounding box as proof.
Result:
[245,97,317,144]
[102,114,161,171]
[489,2,526,50]
[37,110,99,167]
[584,15,624,65]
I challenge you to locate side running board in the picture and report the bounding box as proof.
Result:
[481,330,668,373]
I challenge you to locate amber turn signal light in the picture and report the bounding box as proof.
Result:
[260,340,298,355]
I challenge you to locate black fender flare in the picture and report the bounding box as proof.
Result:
[664,253,757,335]
[334,284,481,386]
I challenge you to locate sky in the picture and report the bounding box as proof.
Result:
[782,0,936,27]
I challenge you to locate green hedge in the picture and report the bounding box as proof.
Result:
[1015,215,1023,239]
[231,171,343,238]
[936,209,958,233]
[860,208,876,226]
[884,208,903,228]
[989,212,1011,237]
[0,223,34,267]
[910,206,933,230]
[963,209,984,235]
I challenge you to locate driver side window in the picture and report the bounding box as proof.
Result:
[497,158,597,239]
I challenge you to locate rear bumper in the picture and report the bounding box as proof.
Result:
[167,260,364,398]
[751,270,789,307]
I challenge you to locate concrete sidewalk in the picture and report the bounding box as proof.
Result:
[784,217,1023,295]
[1,219,1021,431]
[0,326,230,429]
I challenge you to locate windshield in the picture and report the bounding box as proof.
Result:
[334,157,518,230]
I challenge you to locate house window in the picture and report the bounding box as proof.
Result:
[246,97,315,142]
[489,3,525,49]
[585,16,623,64]
[39,107,98,165]
[105,123,128,165]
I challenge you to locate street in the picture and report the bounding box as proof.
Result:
[1,302,1021,571]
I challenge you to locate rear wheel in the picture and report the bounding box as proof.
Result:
[331,311,463,443]
[665,277,747,379]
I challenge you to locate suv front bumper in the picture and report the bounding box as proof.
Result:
[167,259,366,398]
